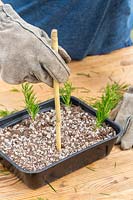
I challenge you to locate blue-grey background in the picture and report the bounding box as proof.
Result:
[3,0,133,60]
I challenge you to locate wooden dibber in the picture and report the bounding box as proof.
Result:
[51,29,61,152]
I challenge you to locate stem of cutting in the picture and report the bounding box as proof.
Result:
[51,29,61,152]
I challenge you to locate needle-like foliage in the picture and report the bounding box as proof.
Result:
[0,109,17,118]
[60,82,75,107]
[95,82,128,127]
[22,83,40,120]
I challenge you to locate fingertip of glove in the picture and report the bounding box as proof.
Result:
[65,55,71,63]
[58,47,71,64]
[120,140,132,150]
[58,74,70,84]
[127,86,133,94]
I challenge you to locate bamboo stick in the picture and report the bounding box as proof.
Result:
[51,29,61,152]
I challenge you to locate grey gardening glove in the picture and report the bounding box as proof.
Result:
[0,4,71,87]
[115,87,133,150]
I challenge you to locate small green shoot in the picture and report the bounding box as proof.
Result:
[77,72,91,78]
[0,109,17,118]
[22,83,40,120]
[0,169,10,175]
[60,82,75,107]
[93,82,128,109]
[10,88,20,92]
[86,166,95,171]
[94,82,128,127]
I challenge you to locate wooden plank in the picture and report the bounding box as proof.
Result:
[0,46,133,200]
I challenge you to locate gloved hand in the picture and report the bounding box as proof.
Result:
[114,87,133,150]
[0,4,71,87]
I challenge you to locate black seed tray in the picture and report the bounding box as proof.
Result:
[0,97,122,189]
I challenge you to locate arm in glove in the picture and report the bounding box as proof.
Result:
[0,4,71,87]
[114,87,133,150]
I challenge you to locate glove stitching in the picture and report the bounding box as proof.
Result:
[124,115,133,134]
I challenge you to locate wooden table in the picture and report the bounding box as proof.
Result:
[0,46,133,200]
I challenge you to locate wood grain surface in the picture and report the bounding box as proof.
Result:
[0,46,133,200]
